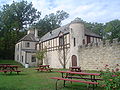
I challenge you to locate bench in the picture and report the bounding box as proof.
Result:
[51,77,99,90]
[65,76,103,81]
[0,70,21,74]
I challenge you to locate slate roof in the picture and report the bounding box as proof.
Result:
[19,33,39,42]
[85,29,101,38]
[40,23,101,42]
[40,24,70,42]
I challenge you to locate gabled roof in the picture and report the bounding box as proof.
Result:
[40,24,70,42]
[85,29,101,38]
[19,33,39,42]
[40,23,102,42]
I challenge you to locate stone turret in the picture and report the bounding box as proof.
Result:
[69,18,85,67]
[69,18,85,46]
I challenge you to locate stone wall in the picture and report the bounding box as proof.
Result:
[78,39,120,71]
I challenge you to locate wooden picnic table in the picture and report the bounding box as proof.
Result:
[38,65,50,68]
[56,71,101,81]
[35,65,53,72]
[51,71,102,90]
[69,66,81,72]
[0,64,21,74]
[0,65,18,70]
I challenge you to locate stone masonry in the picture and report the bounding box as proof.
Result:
[78,39,120,71]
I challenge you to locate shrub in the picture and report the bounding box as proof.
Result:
[100,64,120,90]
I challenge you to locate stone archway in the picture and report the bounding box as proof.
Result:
[72,55,77,66]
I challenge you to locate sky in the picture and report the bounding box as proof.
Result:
[0,0,120,25]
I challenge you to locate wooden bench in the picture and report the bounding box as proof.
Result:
[51,77,99,90]
[65,76,103,81]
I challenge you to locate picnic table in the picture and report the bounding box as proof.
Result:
[0,64,21,74]
[51,71,102,90]
[35,65,53,72]
[69,66,81,72]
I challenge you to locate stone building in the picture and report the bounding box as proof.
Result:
[39,18,102,69]
[15,18,102,68]
[15,29,39,67]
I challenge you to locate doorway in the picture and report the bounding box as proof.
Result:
[72,55,77,66]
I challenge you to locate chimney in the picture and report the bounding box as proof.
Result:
[27,29,34,35]
[34,28,38,38]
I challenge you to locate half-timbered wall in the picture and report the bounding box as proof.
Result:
[85,35,101,44]
[40,34,70,52]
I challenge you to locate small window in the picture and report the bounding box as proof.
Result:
[17,44,19,50]
[59,36,64,46]
[17,55,19,60]
[31,56,36,62]
[87,36,91,44]
[22,56,23,62]
[74,38,76,46]
[25,42,30,47]
[83,39,85,45]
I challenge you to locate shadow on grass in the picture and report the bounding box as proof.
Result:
[0,87,27,90]
[0,73,27,76]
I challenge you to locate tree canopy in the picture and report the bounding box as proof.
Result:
[0,0,119,60]
[104,19,120,41]
[0,0,41,59]
[35,10,69,37]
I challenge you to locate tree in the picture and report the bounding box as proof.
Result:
[35,10,69,37]
[74,18,104,37]
[0,1,41,59]
[35,50,46,65]
[104,19,120,41]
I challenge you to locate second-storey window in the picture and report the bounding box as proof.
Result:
[74,38,76,47]
[17,44,19,50]
[59,36,64,46]
[25,42,30,47]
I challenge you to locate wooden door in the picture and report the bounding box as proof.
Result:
[72,55,77,66]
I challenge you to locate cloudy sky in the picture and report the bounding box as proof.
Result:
[0,0,120,25]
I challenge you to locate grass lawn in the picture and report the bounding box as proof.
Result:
[0,60,103,90]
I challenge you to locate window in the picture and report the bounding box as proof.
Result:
[17,55,19,60]
[59,36,64,46]
[87,36,91,44]
[83,39,85,45]
[31,56,36,62]
[17,44,19,50]
[74,38,76,46]
[25,42,30,47]
[22,56,23,62]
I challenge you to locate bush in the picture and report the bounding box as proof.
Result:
[100,64,120,90]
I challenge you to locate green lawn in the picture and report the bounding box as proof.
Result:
[0,60,103,90]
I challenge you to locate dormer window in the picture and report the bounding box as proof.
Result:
[25,42,30,47]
